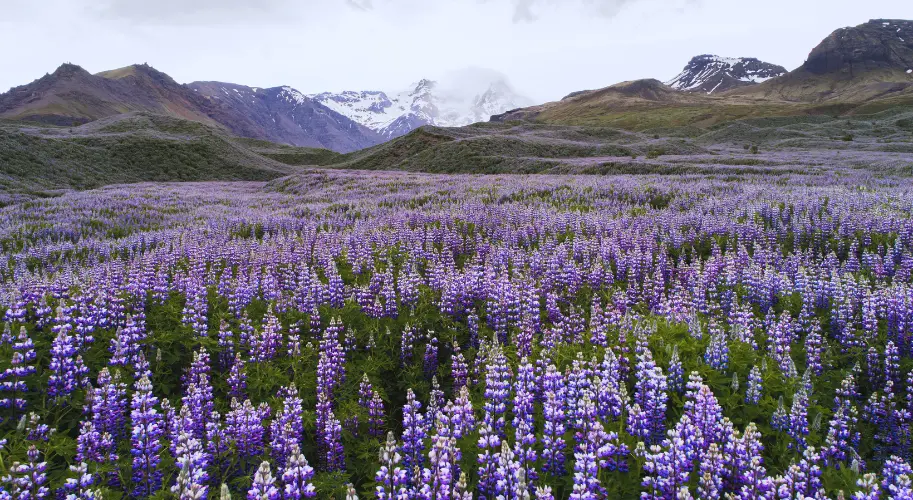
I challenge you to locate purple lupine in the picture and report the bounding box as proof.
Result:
[131,375,163,498]
[450,342,468,390]
[771,396,788,431]
[90,368,128,441]
[852,473,880,500]
[316,318,346,398]
[281,444,316,499]
[48,327,88,400]
[217,319,235,368]
[824,403,860,468]
[596,349,626,420]
[0,326,36,421]
[206,411,230,485]
[252,306,282,362]
[698,443,725,500]
[494,440,524,499]
[227,398,270,469]
[109,313,146,367]
[446,385,475,440]
[773,446,824,499]
[514,357,538,486]
[541,390,567,477]
[571,392,606,497]
[420,432,459,499]
[228,353,247,399]
[5,445,50,500]
[248,461,281,500]
[423,333,439,379]
[883,340,900,384]
[628,346,668,444]
[181,349,214,441]
[401,324,417,366]
[401,389,426,476]
[287,320,303,358]
[804,321,824,376]
[270,385,303,467]
[172,431,209,500]
[881,456,913,498]
[322,410,345,473]
[704,321,729,370]
[376,432,407,500]
[59,462,100,500]
[476,423,502,497]
[787,385,810,451]
[483,344,511,438]
[745,365,762,405]
[667,346,684,393]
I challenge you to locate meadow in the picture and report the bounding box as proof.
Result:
[0,168,912,499]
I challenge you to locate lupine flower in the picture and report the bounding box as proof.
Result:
[131,375,163,498]
[376,432,407,500]
[248,461,281,500]
[172,431,209,500]
[228,353,247,399]
[483,344,511,438]
[59,462,100,500]
[541,390,567,477]
[746,365,763,405]
[5,445,50,499]
[401,389,426,476]
[270,385,304,466]
[281,444,316,499]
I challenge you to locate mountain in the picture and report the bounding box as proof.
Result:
[726,19,913,102]
[187,82,382,153]
[489,78,790,129]
[311,77,534,139]
[0,63,223,127]
[493,19,913,130]
[0,63,384,152]
[666,55,787,94]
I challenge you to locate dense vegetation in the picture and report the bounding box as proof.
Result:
[0,168,912,498]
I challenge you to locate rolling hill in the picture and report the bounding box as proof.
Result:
[493,19,913,131]
[0,64,383,152]
[0,113,310,201]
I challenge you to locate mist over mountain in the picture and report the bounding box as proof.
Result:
[311,68,534,139]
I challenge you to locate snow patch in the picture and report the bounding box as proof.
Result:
[667,55,785,94]
[310,76,533,137]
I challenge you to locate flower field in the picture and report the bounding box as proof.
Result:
[1,169,912,499]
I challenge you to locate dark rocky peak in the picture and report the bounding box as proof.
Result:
[803,19,913,75]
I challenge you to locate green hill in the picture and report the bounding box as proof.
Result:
[0,113,306,201]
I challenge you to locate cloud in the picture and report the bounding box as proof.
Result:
[88,0,293,24]
[510,0,697,23]
[346,0,372,10]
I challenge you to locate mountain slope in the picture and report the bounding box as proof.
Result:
[0,63,223,127]
[666,55,787,94]
[0,63,385,153]
[726,19,913,102]
[0,113,302,198]
[491,79,806,130]
[311,78,533,139]
[187,82,383,153]
[493,19,913,131]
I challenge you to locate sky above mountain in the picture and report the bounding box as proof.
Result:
[1,0,909,103]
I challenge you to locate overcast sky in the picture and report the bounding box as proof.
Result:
[1,0,910,103]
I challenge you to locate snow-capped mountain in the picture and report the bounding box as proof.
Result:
[311,77,533,139]
[187,81,383,153]
[666,55,787,94]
